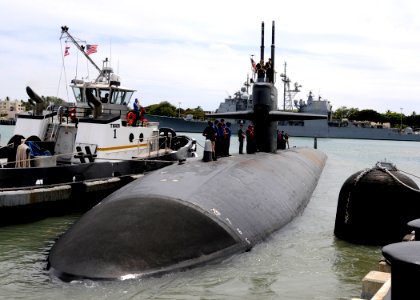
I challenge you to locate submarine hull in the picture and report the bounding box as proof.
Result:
[48,147,326,281]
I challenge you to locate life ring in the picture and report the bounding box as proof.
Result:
[69,108,77,122]
[127,111,135,126]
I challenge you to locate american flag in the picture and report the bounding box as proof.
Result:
[86,44,98,55]
[250,57,257,72]
[64,46,70,56]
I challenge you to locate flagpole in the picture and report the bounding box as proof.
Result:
[60,26,101,74]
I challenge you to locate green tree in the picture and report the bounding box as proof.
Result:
[146,101,177,117]
[332,107,415,128]
[145,102,206,119]
[184,106,205,120]
[332,106,346,120]
[349,109,384,123]
[332,106,359,120]
[382,111,403,128]
[22,100,32,111]
[406,113,420,129]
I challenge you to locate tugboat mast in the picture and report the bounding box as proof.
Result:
[60,25,121,89]
[60,26,102,74]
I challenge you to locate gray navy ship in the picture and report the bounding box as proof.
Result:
[144,79,252,134]
[279,90,420,141]
[146,66,420,141]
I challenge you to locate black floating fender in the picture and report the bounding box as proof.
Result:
[159,127,177,137]
[334,164,420,245]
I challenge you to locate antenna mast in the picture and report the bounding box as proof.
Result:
[280,62,301,111]
[60,26,102,74]
[260,22,265,62]
[271,21,275,84]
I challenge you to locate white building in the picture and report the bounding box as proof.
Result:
[0,99,26,120]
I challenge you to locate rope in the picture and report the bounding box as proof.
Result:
[344,166,375,224]
[352,167,374,186]
[58,39,70,102]
[15,144,31,168]
[4,150,79,167]
[343,161,420,224]
[195,141,206,149]
[399,169,420,180]
[376,163,420,193]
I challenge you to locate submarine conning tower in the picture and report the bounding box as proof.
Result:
[205,21,325,153]
[252,20,278,153]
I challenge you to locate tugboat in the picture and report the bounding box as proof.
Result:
[0,26,197,225]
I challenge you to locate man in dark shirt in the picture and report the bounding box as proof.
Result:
[203,121,217,160]
[238,123,245,154]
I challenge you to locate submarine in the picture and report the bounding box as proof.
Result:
[47,21,328,281]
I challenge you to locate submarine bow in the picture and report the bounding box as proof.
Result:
[48,148,326,280]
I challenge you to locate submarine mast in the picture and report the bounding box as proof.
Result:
[270,21,275,84]
[260,22,265,63]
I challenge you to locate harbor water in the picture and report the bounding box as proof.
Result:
[1,125,420,299]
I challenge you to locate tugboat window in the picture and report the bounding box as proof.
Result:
[124,91,134,104]
[111,90,134,105]
[110,91,121,104]
[99,90,109,103]
[72,87,83,102]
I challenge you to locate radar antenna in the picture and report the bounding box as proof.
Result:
[279,62,301,111]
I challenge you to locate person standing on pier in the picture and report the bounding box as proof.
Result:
[203,121,217,160]
[224,122,232,156]
[238,123,246,154]
[246,124,256,154]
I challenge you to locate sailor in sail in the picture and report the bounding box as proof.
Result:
[256,60,265,81]
[265,58,273,83]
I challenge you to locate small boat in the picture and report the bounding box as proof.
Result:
[0,26,197,225]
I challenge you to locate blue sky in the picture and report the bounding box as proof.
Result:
[1,0,420,114]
